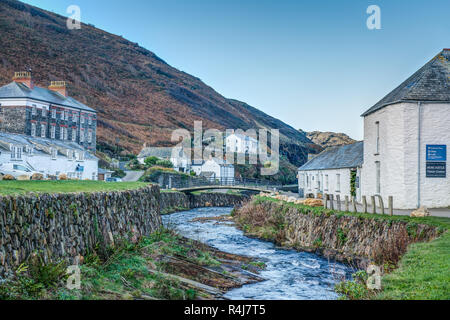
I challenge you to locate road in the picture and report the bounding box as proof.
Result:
[122,170,144,182]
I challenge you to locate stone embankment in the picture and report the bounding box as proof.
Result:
[160,191,248,214]
[234,198,442,269]
[0,186,249,276]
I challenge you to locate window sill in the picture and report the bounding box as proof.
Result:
[374,153,380,156]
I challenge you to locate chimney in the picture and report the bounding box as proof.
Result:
[13,71,34,89]
[48,81,68,97]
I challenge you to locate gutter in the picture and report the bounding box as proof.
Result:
[417,101,422,208]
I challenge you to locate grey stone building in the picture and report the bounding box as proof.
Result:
[0,72,97,152]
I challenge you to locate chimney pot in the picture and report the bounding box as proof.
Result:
[49,81,68,97]
[13,71,34,89]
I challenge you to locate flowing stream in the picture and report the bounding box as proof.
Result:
[162,207,353,300]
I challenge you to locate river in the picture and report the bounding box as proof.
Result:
[162,207,353,300]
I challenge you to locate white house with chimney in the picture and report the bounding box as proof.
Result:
[0,72,98,179]
[226,132,259,155]
[299,49,450,209]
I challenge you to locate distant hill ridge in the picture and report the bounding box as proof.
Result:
[300,130,356,149]
[0,0,320,168]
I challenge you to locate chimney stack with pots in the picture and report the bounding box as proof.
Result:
[48,81,68,97]
[13,71,34,89]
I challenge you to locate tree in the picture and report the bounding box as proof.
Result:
[144,156,159,167]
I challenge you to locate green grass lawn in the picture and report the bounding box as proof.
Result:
[375,220,450,300]
[0,180,150,196]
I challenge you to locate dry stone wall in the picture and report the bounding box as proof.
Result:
[0,185,162,276]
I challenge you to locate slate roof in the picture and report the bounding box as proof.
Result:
[298,141,363,171]
[0,132,97,160]
[0,82,96,112]
[362,49,450,117]
[138,146,190,160]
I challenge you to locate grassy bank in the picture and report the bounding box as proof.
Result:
[235,196,450,300]
[0,181,149,196]
[0,229,264,300]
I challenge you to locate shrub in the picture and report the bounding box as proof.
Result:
[155,159,173,168]
[58,173,68,180]
[144,156,159,167]
[3,174,16,180]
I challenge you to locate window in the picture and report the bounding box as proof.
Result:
[42,108,47,117]
[375,121,380,155]
[50,125,56,139]
[325,175,329,190]
[336,174,341,192]
[72,128,77,142]
[41,124,46,138]
[376,161,381,194]
[80,115,85,124]
[13,164,31,172]
[51,148,57,159]
[59,127,64,140]
[51,108,56,119]
[11,145,22,160]
[76,151,84,161]
[80,128,85,142]
[64,110,69,121]
[73,113,78,123]
[26,145,33,156]
[88,130,92,143]
[31,123,36,137]
[31,105,37,116]
[88,115,92,125]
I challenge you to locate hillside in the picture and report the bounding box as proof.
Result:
[0,0,320,168]
[301,130,356,149]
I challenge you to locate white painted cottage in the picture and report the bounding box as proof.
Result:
[226,133,259,155]
[137,146,191,173]
[191,158,235,182]
[299,49,450,209]
[360,49,450,209]
[0,132,98,180]
[298,142,363,200]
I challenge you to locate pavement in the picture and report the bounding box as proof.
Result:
[122,170,144,182]
[278,191,450,218]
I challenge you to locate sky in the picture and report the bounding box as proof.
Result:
[22,0,450,140]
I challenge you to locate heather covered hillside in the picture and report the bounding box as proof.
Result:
[0,0,320,169]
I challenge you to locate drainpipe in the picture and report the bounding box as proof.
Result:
[417,102,422,209]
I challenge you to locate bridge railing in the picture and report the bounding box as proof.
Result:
[160,176,282,191]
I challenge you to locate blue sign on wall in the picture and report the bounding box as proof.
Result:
[426,145,447,162]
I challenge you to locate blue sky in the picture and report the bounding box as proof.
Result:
[23,0,450,140]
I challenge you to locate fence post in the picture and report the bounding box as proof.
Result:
[330,194,334,210]
[362,196,367,213]
[388,196,393,216]
[336,195,341,211]
[345,195,349,212]
[376,195,385,215]
[371,196,376,214]
[352,196,358,213]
